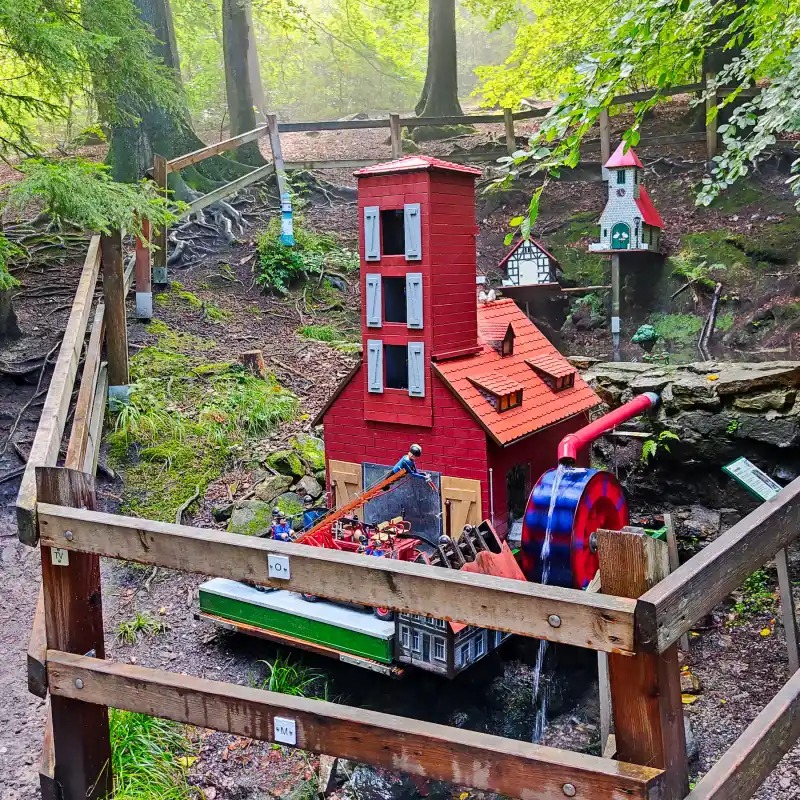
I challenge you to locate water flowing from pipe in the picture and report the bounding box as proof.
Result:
[531,463,566,743]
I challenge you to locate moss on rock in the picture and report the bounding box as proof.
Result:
[546,212,608,286]
[291,434,325,472]
[266,449,306,478]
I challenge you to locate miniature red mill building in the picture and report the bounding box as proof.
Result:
[314,155,599,540]
[589,143,664,253]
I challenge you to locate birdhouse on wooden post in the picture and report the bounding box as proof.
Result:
[589,143,664,254]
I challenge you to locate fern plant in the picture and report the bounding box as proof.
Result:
[641,430,680,463]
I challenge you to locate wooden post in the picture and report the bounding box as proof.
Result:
[705,73,718,168]
[389,113,402,159]
[599,109,611,180]
[503,108,516,155]
[611,253,621,360]
[775,547,800,674]
[152,154,169,284]
[598,528,688,800]
[267,113,288,198]
[663,513,690,652]
[134,217,152,320]
[37,466,112,799]
[101,230,129,390]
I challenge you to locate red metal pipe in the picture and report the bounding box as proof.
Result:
[557,391,660,464]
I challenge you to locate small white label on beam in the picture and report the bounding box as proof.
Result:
[51,548,69,567]
[268,554,291,580]
[274,716,297,745]
[611,316,621,333]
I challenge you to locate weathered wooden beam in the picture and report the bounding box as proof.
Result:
[84,364,107,477]
[37,504,637,653]
[179,162,275,219]
[599,109,610,180]
[152,154,169,284]
[102,231,129,389]
[39,703,58,800]
[38,468,112,799]
[167,125,269,172]
[279,118,392,132]
[611,83,704,105]
[705,72,718,166]
[134,218,152,320]
[389,113,402,159]
[16,235,101,547]
[64,304,105,472]
[267,114,288,198]
[685,667,800,800]
[503,108,516,155]
[28,585,47,698]
[637,476,800,653]
[599,529,688,800]
[47,651,665,800]
[776,547,800,675]
[284,158,384,171]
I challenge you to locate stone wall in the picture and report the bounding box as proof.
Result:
[574,359,800,511]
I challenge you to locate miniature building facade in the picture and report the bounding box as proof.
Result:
[499,238,558,287]
[589,143,664,253]
[314,155,600,542]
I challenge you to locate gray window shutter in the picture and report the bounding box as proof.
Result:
[365,273,382,327]
[404,203,421,260]
[364,206,380,261]
[367,340,383,393]
[406,272,423,329]
[407,342,425,397]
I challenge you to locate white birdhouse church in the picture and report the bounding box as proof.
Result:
[589,142,663,253]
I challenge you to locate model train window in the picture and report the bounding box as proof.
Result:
[384,277,406,323]
[433,637,446,661]
[459,643,470,666]
[468,375,523,413]
[381,209,405,255]
[435,618,447,630]
[411,629,421,653]
[526,357,576,392]
[474,631,487,658]
[385,344,408,389]
[400,626,410,648]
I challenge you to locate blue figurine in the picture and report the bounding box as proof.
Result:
[390,444,428,481]
[302,495,324,529]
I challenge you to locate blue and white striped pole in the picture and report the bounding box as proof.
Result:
[280,191,295,246]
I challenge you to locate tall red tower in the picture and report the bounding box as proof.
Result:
[355,156,482,427]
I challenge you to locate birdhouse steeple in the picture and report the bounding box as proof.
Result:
[590,142,664,253]
[354,156,482,426]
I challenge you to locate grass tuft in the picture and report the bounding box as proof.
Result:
[251,654,328,698]
[117,611,169,645]
[111,709,198,799]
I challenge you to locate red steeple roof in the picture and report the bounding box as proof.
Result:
[604,142,643,169]
[635,186,664,228]
[354,155,482,177]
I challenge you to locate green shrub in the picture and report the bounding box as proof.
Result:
[650,313,704,346]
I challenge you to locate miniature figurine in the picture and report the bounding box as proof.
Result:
[302,495,325,529]
[389,444,429,481]
[272,513,292,541]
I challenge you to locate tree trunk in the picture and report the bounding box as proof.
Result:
[245,0,267,122]
[416,0,463,118]
[89,0,252,192]
[0,290,21,340]
[222,0,265,166]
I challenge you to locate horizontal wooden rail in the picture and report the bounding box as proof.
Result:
[685,667,800,799]
[637,476,800,652]
[167,125,269,172]
[179,162,275,218]
[16,235,101,546]
[47,651,665,799]
[37,503,637,653]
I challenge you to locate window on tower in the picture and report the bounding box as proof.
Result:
[385,344,409,389]
[616,170,626,185]
[381,209,405,255]
[383,277,407,323]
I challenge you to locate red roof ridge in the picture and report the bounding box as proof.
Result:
[354,155,482,177]
[604,142,643,169]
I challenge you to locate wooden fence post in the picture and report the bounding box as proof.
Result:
[389,113,402,159]
[503,108,516,155]
[152,154,169,285]
[267,113,288,198]
[599,109,611,180]
[102,230,129,390]
[598,528,688,800]
[135,217,152,320]
[38,466,112,799]
[705,73,718,168]
[776,547,800,674]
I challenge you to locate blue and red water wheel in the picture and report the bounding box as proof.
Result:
[521,468,628,589]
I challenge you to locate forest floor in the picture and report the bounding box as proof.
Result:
[3,96,800,799]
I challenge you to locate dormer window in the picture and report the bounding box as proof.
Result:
[479,322,514,356]
[468,374,523,413]
[526,356,576,392]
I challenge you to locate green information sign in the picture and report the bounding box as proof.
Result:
[723,456,783,501]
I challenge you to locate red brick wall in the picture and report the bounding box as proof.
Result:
[487,412,592,538]
[323,365,490,515]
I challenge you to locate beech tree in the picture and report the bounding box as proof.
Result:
[416,0,463,117]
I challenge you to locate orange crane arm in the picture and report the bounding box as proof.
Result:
[295,469,408,542]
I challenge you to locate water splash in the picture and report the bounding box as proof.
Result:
[531,463,567,743]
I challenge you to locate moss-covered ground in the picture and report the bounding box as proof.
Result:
[547,211,608,286]
[108,319,297,522]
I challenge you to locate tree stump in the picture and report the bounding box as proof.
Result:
[240,349,266,378]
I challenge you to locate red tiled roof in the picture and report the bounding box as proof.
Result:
[433,299,600,446]
[354,155,482,177]
[497,237,559,270]
[526,353,575,379]
[478,321,513,341]
[605,142,643,169]
[635,186,664,228]
[450,543,525,633]
[468,373,522,396]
